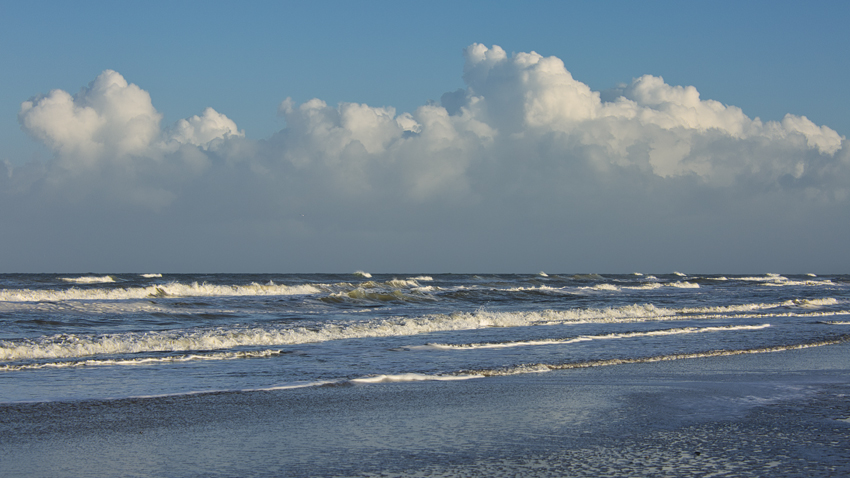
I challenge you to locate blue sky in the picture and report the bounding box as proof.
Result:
[1,1,849,272]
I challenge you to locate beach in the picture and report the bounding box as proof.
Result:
[3,340,847,477]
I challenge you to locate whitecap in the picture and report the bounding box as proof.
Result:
[0,281,322,303]
[60,275,114,284]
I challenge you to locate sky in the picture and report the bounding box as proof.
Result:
[1,1,849,273]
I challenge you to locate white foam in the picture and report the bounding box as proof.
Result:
[3,294,841,362]
[583,284,620,291]
[246,380,339,391]
[350,373,483,383]
[0,349,284,371]
[60,275,115,284]
[673,272,687,277]
[141,273,162,278]
[409,276,433,281]
[423,324,771,350]
[666,281,700,289]
[538,271,549,277]
[0,281,322,303]
[122,374,483,401]
[738,274,788,282]
[0,303,680,361]
[781,297,839,308]
[384,279,420,288]
[593,281,698,291]
[353,271,372,278]
[468,339,847,377]
[129,380,339,400]
[333,287,421,302]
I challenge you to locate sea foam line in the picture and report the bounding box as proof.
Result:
[350,373,484,383]
[0,281,322,302]
[464,338,850,377]
[420,324,772,350]
[0,349,285,372]
[115,374,482,402]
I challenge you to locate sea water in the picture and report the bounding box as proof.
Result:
[2,272,850,477]
[1,272,847,403]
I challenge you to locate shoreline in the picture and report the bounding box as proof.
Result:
[2,342,849,477]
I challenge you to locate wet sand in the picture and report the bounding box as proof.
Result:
[2,342,848,477]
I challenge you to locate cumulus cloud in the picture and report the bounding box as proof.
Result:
[170,106,243,149]
[16,70,243,208]
[19,70,162,167]
[5,44,850,272]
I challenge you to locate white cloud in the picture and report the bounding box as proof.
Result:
[449,44,845,182]
[6,44,850,271]
[170,107,243,149]
[19,70,162,168]
[16,70,243,207]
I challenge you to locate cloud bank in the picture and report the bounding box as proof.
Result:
[4,44,849,272]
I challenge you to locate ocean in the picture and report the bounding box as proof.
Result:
[1,272,849,476]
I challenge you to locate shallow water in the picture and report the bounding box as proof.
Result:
[2,343,848,477]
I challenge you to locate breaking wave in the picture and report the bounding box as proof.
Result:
[60,275,115,284]
[4,295,840,362]
[0,281,322,302]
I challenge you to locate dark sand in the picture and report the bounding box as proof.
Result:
[2,343,848,477]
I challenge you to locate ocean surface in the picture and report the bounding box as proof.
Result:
[2,272,849,476]
[1,272,848,403]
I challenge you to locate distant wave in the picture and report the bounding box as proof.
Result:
[581,281,699,292]
[353,270,372,278]
[60,275,114,284]
[141,273,162,278]
[0,281,322,302]
[731,274,833,287]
